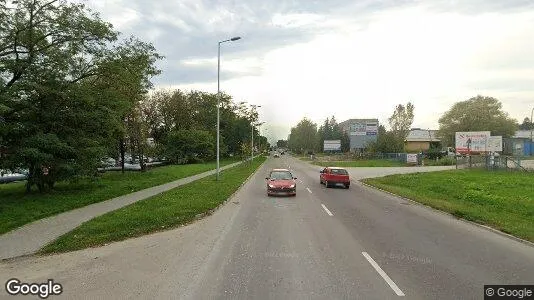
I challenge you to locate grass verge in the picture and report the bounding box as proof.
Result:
[312,159,406,167]
[0,159,240,235]
[362,169,534,242]
[40,156,266,254]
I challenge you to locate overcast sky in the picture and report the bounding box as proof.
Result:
[87,0,534,144]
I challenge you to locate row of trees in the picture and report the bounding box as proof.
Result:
[286,116,350,154]
[138,90,268,164]
[0,0,267,192]
[286,95,521,155]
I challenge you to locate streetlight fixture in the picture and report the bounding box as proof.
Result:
[216,36,241,181]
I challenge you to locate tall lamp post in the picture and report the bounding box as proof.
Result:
[530,107,533,156]
[216,36,241,181]
[249,104,262,162]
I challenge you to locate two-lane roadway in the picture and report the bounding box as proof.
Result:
[1,155,533,299]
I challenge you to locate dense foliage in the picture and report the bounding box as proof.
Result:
[0,0,267,192]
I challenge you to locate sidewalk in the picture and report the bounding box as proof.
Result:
[0,160,246,260]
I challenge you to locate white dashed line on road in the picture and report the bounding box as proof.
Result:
[306,187,312,193]
[321,204,333,216]
[362,252,405,297]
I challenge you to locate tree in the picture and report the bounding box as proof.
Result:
[438,95,518,146]
[519,117,533,130]
[367,125,403,153]
[288,118,317,154]
[341,131,350,152]
[388,102,414,151]
[0,0,162,191]
[164,130,215,164]
[276,140,288,148]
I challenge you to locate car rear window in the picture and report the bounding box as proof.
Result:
[330,169,348,175]
[269,171,293,180]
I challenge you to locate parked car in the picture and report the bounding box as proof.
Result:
[319,167,350,189]
[266,168,297,196]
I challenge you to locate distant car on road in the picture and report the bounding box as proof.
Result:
[266,169,297,196]
[320,167,350,189]
[273,153,280,158]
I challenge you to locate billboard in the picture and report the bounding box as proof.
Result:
[349,123,367,136]
[455,131,491,154]
[406,154,418,164]
[366,123,378,136]
[349,123,378,136]
[324,140,341,151]
[487,136,503,152]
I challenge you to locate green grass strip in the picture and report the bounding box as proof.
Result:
[40,156,266,254]
[363,169,534,242]
[0,159,240,235]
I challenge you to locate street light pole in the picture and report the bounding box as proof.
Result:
[216,36,241,181]
[249,105,261,162]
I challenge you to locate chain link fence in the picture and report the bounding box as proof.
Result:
[455,155,534,171]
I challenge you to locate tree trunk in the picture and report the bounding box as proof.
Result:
[119,137,125,174]
[139,138,146,172]
[25,164,34,193]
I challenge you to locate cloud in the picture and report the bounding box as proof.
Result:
[86,0,534,142]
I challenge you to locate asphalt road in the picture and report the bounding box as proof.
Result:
[1,155,533,299]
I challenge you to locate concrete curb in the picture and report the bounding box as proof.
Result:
[193,157,268,221]
[357,180,534,248]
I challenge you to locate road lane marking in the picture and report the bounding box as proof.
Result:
[321,204,333,216]
[306,187,312,194]
[362,252,405,296]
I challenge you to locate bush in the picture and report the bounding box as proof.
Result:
[164,130,215,164]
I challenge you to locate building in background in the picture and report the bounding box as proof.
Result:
[503,130,534,156]
[338,119,379,152]
[405,128,441,152]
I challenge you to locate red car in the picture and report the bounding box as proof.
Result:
[266,168,297,196]
[320,167,350,189]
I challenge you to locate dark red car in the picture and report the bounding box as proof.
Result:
[266,168,297,196]
[319,167,350,189]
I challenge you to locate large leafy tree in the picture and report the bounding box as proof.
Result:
[438,95,518,146]
[164,129,215,164]
[0,0,161,191]
[288,117,317,154]
[519,117,533,130]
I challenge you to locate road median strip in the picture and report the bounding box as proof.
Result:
[39,156,266,254]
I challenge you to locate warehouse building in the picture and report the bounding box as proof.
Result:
[405,129,441,152]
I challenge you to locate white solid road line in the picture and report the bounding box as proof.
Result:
[321,204,333,216]
[306,187,312,194]
[362,252,405,297]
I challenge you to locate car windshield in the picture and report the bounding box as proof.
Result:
[269,171,293,180]
[331,169,348,175]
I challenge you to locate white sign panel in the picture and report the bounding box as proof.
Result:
[350,123,366,136]
[366,123,378,136]
[487,136,502,152]
[406,154,418,164]
[324,140,341,151]
[455,131,491,154]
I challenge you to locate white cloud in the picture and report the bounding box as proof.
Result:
[93,0,534,141]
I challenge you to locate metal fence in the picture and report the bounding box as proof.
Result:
[455,155,534,171]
